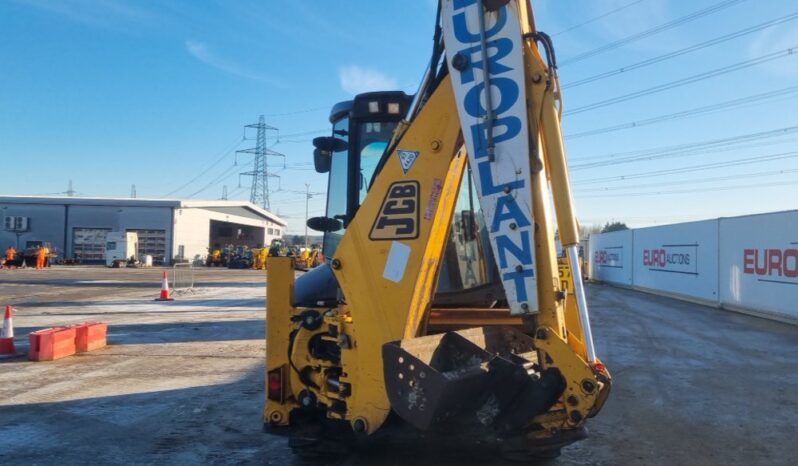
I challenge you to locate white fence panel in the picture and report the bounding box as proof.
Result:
[590,230,633,286]
[632,220,719,303]
[719,211,798,321]
[172,263,195,293]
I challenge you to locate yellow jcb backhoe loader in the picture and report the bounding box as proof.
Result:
[265,0,610,459]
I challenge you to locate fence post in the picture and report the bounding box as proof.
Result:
[171,263,195,293]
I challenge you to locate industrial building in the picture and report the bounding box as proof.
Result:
[0,196,287,264]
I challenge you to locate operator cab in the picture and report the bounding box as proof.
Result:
[301,90,502,307]
[309,91,413,258]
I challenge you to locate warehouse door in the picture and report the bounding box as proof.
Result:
[209,220,266,249]
[128,229,167,265]
[72,228,111,263]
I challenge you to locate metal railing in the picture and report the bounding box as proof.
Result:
[171,263,195,293]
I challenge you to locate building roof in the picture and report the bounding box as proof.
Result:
[0,195,287,226]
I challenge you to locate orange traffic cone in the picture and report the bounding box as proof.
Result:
[0,305,16,354]
[155,271,174,301]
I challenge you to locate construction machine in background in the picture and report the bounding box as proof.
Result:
[227,245,254,269]
[293,246,322,271]
[206,247,228,267]
[252,247,269,270]
[268,238,287,257]
[265,0,610,459]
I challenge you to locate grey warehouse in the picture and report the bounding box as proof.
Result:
[0,196,287,265]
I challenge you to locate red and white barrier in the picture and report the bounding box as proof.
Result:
[29,327,77,361]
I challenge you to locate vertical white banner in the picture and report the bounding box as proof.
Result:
[441,0,538,314]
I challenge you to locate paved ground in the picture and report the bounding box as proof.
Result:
[1,267,797,465]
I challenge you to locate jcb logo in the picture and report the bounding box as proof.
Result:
[370,181,419,240]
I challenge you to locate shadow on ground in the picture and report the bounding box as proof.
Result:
[0,365,558,466]
[0,367,296,465]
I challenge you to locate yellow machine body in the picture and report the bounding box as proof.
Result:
[265,0,610,457]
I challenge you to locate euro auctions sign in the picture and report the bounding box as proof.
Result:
[442,0,537,315]
[642,244,698,275]
[594,248,623,268]
[742,248,798,283]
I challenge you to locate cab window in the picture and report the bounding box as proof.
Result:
[322,118,349,258]
[357,121,395,203]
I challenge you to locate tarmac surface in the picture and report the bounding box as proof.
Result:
[1,266,797,465]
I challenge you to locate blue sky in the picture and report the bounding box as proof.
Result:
[1,0,797,233]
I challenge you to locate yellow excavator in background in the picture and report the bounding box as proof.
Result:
[265,0,610,459]
[252,247,269,270]
[294,245,322,271]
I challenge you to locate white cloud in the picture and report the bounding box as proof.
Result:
[338,65,399,96]
[185,40,279,84]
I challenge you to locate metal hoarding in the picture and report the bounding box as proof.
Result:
[719,210,798,321]
[633,220,719,303]
[589,230,633,286]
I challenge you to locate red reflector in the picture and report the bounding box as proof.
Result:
[591,362,607,373]
[268,368,284,402]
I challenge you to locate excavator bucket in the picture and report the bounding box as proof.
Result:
[383,327,565,433]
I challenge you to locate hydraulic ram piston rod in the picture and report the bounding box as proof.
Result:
[567,245,596,363]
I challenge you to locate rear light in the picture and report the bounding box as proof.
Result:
[267,366,285,402]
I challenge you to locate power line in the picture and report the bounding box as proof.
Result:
[275,138,318,145]
[563,11,798,89]
[572,125,798,164]
[573,150,798,185]
[162,136,243,197]
[571,125,798,170]
[277,129,327,138]
[565,46,798,116]
[581,133,798,165]
[575,166,798,193]
[273,196,311,204]
[559,0,749,66]
[279,188,325,195]
[187,163,240,198]
[576,179,797,199]
[552,0,647,36]
[565,85,798,139]
[226,185,248,198]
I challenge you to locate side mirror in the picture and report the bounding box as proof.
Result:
[313,148,331,174]
[307,216,343,233]
[312,136,348,174]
